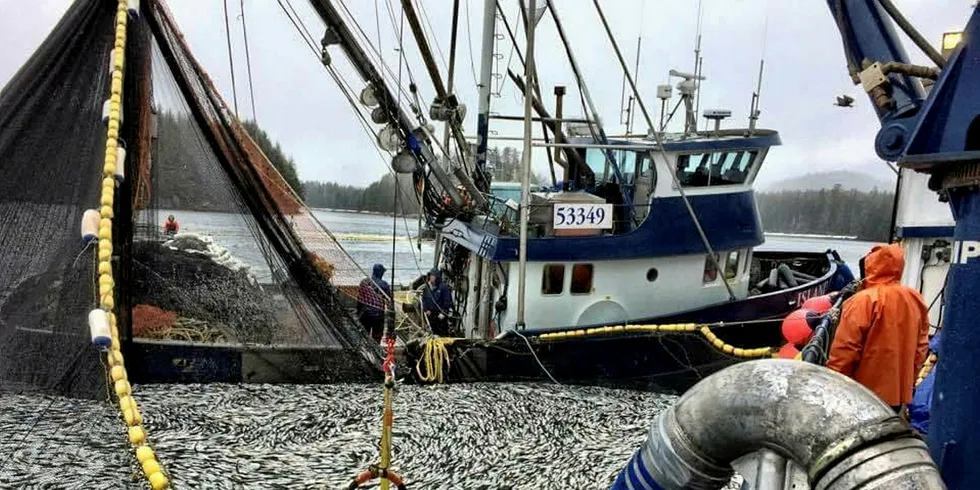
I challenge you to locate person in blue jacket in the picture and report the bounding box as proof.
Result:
[356,264,391,342]
[908,330,942,435]
[422,268,454,336]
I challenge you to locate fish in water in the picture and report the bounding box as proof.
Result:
[0,383,743,489]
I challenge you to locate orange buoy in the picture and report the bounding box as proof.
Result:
[802,294,835,313]
[778,343,800,359]
[781,308,818,346]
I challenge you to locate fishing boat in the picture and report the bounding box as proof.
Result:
[0,0,860,397]
[126,0,856,389]
[385,1,855,388]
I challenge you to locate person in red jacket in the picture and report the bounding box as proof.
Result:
[163,215,179,236]
[827,243,930,413]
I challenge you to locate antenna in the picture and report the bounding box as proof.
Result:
[748,59,765,133]
[749,1,770,134]
[692,0,705,132]
[619,0,645,134]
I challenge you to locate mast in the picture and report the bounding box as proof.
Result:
[475,0,497,337]
[307,0,464,206]
[475,0,497,174]
[517,0,537,328]
[399,0,487,208]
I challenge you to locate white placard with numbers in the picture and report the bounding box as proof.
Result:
[552,203,613,229]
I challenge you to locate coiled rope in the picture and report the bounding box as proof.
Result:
[97,4,170,489]
[415,337,460,384]
[916,352,938,387]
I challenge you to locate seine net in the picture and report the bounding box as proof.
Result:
[130,2,383,376]
[0,0,119,399]
[0,0,385,398]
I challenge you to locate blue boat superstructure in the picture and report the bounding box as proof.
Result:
[440,130,787,332]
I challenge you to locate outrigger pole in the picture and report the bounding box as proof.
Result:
[517,0,538,328]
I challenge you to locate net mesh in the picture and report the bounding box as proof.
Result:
[0,0,117,398]
[0,0,385,398]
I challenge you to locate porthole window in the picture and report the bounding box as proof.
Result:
[542,264,565,295]
[570,264,594,294]
[646,268,659,282]
[703,254,720,284]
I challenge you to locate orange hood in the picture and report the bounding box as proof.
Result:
[863,243,905,287]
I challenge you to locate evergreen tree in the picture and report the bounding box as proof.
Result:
[756,187,895,241]
[241,119,305,199]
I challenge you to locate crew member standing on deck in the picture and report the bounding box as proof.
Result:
[357,264,391,343]
[163,215,179,236]
[422,268,454,336]
[827,243,930,414]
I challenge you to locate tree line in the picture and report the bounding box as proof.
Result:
[756,184,895,241]
[152,113,896,240]
[151,112,305,212]
[303,173,420,214]
[301,146,537,213]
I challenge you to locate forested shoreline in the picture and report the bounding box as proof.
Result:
[301,146,535,212]
[155,112,894,240]
[756,185,895,241]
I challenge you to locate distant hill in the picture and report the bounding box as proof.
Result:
[760,169,895,193]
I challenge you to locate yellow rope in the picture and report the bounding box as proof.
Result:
[537,323,773,359]
[916,352,938,387]
[414,337,460,384]
[97,5,169,489]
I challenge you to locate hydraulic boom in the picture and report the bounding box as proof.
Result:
[826,2,980,488]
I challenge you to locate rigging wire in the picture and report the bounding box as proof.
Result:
[285,0,318,47]
[415,0,450,73]
[277,0,319,55]
[461,0,481,86]
[240,0,258,121]
[222,0,240,115]
[337,0,425,117]
[293,4,430,277]
[375,0,385,86]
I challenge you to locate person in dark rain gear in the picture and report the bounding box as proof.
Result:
[356,264,391,343]
[421,268,454,336]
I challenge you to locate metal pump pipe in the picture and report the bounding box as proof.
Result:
[611,359,944,490]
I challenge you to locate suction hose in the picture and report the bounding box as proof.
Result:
[611,359,944,490]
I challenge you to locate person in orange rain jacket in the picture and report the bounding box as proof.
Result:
[827,243,930,413]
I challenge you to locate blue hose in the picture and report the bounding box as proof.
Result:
[609,448,667,490]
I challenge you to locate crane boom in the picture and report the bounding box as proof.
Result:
[826,3,980,489]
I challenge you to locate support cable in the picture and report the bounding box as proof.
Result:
[240,0,258,120]
[591,0,736,301]
[222,0,240,115]
[545,0,634,220]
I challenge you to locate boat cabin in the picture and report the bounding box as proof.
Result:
[442,130,781,332]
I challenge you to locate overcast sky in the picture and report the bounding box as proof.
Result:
[0,0,972,187]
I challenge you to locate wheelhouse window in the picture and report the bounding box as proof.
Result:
[542,264,565,295]
[725,251,740,280]
[583,148,638,185]
[703,254,720,284]
[675,150,759,187]
[570,264,594,294]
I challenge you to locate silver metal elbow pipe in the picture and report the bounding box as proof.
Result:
[611,359,944,490]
